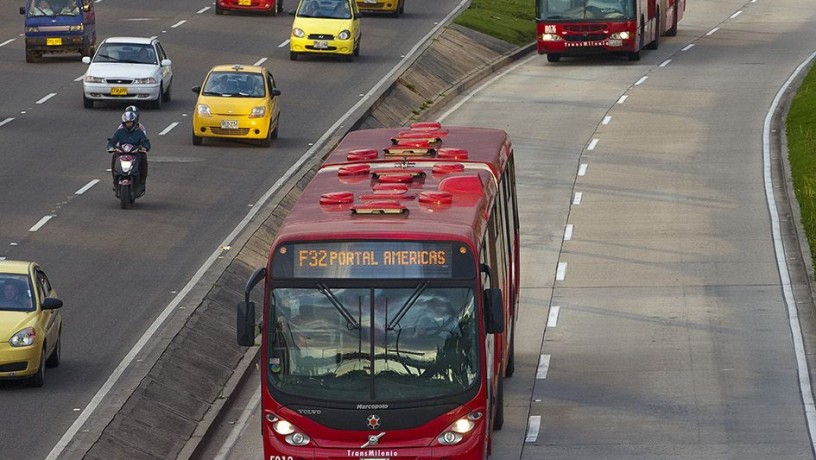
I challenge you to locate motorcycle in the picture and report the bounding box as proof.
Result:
[109,143,145,209]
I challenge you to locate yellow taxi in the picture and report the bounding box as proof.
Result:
[355,0,404,17]
[0,260,63,387]
[290,0,361,61]
[191,64,282,147]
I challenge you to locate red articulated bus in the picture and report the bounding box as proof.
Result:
[536,0,685,62]
[237,122,520,459]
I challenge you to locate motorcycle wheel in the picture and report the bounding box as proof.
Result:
[120,184,132,209]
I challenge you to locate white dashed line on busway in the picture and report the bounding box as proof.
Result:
[617,95,628,104]
[197,6,211,13]
[159,122,179,135]
[36,93,57,104]
[564,225,573,241]
[578,164,588,176]
[254,57,268,66]
[682,44,695,51]
[75,180,99,195]
[0,118,14,127]
[171,20,187,28]
[547,306,561,328]
[660,59,671,67]
[556,262,567,281]
[587,138,599,150]
[536,355,551,379]
[730,10,743,19]
[278,40,290,48]
[602,115,612,125]
[635,76,648,85]
[29,215,55,232]
[573,192,583,205]
[525,416,541,443]
[0,39,14,47]
[74,75,84,82]
[706,27,719,36]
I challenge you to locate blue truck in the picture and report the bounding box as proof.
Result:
[19,0,96,62]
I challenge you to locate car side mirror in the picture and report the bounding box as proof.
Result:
[41,297,63,310]
[20,6,25,14]
[160,58,172,67]
[82,56,91,64]
[271,88,281,97]
[191,85,201,94]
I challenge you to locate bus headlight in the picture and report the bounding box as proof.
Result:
[436,412,480,445]
[540,33,562,42]
[611,31,630,40]
[266,413,312,446]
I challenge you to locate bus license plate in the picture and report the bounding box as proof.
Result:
[238,0,251,5]
[313,40,329,49]
[110,87,128,96]
[221,120,239,129]
[46,37,62,46]
[608,39,622,47]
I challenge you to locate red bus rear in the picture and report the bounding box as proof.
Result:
[237,123,520,459]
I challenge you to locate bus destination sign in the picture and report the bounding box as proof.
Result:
[272,241,475,279]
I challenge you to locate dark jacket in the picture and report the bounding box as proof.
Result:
[107,126,151,151]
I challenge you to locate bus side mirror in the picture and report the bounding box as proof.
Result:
[237,300,256,347]
[484,288,504,334]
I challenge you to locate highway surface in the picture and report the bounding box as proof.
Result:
[202,0,816,458]
[0,1,470,458]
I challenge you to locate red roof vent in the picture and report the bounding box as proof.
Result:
[376,173,414,183]
[437,148,469,160]
[410,121,443,131]
[361,188,415,200]
[438,175,484,195]
[384,139,435,157]
[351,200,408,215]
[373,183,409,192]
[419,191,453,205]
[338,164,370,176]
[392,130,444,145]
[320,191,354,205]
[347,149,379,161]
[432,163,465,175]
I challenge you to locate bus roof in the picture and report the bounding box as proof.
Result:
[273,124,512,247]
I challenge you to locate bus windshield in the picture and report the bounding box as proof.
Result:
[537,0,635,20]
[266,285,479,402]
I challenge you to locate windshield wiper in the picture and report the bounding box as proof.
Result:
[387,281,429,330]
[317,284,360,330]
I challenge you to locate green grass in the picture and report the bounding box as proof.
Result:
[452,0,536,47]
[787,66,816,271]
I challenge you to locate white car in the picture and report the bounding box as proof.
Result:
[82,37,173,109]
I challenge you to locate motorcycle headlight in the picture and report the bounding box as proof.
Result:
[132,77,158,84]
[84,75,105,83]
[119,158,134,174]
[197,104,212,117]
[338,30,351,40]
[10,327,36,347]
[292,28,305,38]
[249,106,266,118]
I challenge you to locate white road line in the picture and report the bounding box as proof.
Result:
[215,386,261,460]
[763,48,816,453]
[171,20,187,28]
[547,306,561,328]
[536,355,551,379]
[564,224,573,241]
[525,416,541,443]
[29,215,54,232]
[730,10,743,19]
[278,39,290,48]
[556,262,567,281]
[254,57,268,66]
[578,164,588,176]
[0,39,14,47]
[634,76,648,85]
[659,59,672,67]
[587,138,598,150]
[682,43,695,51]
[617,95,628,104]
[197,6,211,13]
[602,115,611,125]
[159,122,179,135]
[706,27,719,36]
[573,192,583,205]
[36,93,57,104]
[0,118,15,127]
[75,179,99,195]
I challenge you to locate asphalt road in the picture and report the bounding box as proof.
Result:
[0,1,468,458]
[203,0,816,458]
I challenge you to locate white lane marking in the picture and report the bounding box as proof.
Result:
[602,115,611,125]
[564,225,573,241]
[0,39,15,47]
[214,386,261,460]
[547,306,561,328]
[682,44,695,51]
[536,355,551,379]
[36,93,57,104]
[47,3,477,459]
[159,122,179,135]
[763,48,816,452]
[730,10,743,19]
[197,6,211,13]
[556,262,567,281]
[706,27,719,36]
[617,95,628,104]
[525,416,541,443]
[278,39,290,48]
[578,164,588,176]
[573,192,583,205]
[0,118,15,127]
[254,57,268,66]
[75,180,99,195]
[659,59,672,67]
[587,138,599,150]
[125,18,154,21]
[171,20,187,28]
[635,76,648,85]
[29,215,54,232]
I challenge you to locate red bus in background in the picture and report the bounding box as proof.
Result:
[237,122,520,459]
[536,0,685,62]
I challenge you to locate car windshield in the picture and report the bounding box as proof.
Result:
[297,0,352,19]
[0,274,35,312]
[93,43,157,65]
[537,0,635,20]
[202,72,266,97]
[27,0,80,17]
[266,285,480,402]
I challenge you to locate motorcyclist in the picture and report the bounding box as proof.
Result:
[108,111,150,195]
[118,105,147,135]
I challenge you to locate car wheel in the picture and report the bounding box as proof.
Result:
[547,53,561,62]
[277,0,284,13]
[29,345,46,387]
[192,132,202,146]
[83,94,94,108]
[215,4,223,14]
[290,51,299,61]
[46,328,61,368]
[163,82,172,102]
[271,114,280,140]
[353,37,360,57]
[25,50,39,63]
[152,86,163,109]
[399,0,404,14]
[344,52,353,62]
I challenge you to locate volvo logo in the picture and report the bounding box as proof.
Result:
[366,414,381,430]
[361,432,385,448]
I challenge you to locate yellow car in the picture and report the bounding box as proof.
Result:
[290,0,361,61]
[0,260,63,387]
[191,64,282,147]
[355,0,404,17]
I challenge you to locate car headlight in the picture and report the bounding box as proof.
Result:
[84,75,105,83]
[610,31,630,40]
[292,28,305,38]
[26,26,39,33]
[10,327,36,347]
[249,106,266,118]
[197,104,212,117]
[68,24,84,32]
[266,413,312,446]
[436,411,481,446]
[338,30,351,40]
[132,77,158,84]
[541,33,562,42]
